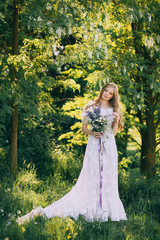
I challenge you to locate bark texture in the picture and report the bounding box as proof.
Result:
[10,0,19,177]
[131,21,156,177]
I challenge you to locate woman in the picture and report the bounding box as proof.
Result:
[17,82,127,224]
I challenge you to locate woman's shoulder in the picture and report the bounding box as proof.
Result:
[81,101,93,122]
[83,100,96,111]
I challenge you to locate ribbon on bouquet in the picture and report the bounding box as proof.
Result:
[98,136,106,209]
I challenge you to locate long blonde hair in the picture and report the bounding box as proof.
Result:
[85,82,123,130]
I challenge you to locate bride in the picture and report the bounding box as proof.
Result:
[17,82,127,224]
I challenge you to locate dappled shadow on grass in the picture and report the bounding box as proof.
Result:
[2,216,127,240]
[2,212,160,240]
[119,168,160,223]
[124,213,160,240]
[1,165,160,240]
[73,216,127,240]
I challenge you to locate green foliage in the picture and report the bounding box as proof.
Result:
[18,121,55,175]
[0,159,160,239]
[0,163,72,223]
[0,0,160,238]
[0,3,160,239]
[119,157,132,170]
[50,145,83,183]
[0,0,160,177]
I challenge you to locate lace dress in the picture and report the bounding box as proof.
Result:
[18,107,127,223]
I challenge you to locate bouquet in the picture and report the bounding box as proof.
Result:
[85,105,108,134]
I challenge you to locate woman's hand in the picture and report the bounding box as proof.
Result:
[92,131,102,139]
[112,112,120,122]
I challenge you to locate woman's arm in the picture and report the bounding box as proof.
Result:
[112,119,119,136]
[112,112,120,136]
[82,122,101,139]
[82,121,93,136]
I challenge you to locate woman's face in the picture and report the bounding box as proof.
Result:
[101,87,114,101]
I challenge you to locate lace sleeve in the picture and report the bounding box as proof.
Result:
[81,102,94,124]
[81,111,90,124]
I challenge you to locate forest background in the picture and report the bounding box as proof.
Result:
[0,0,160,239]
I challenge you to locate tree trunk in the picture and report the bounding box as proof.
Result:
[132,21,156,177]
[10,106,18,176]
[10,0,19,177]
[140,89,156,177]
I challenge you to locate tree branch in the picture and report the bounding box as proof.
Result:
[129,135,141,148]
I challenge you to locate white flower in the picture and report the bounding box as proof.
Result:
[157,35,160,43]
[90,24,93,31]
[147,38,154,48]
[104,46,107,54]
[54,51,60,56]
[37,16,42,22]
[82,23,85,29]
[139,10,143,18]
[49,28,53,34]
[95,34,98,41]
[46,3,52,10]
[47,21,52,25]
[17,210,21,215]
[56,28,61,37]
[98,43,101,49]
[88,51,92,58]
[84,35,88,40]
[148,14,151,22]
[53,45,57,51]
[6,221,11,226]
[130,13,133,21]
[68,28,72,35]
[150,83,153,89]
[140,66,143,71]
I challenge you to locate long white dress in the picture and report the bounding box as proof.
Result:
[18,107,127,223]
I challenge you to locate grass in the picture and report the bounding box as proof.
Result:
[0,161,160,240]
